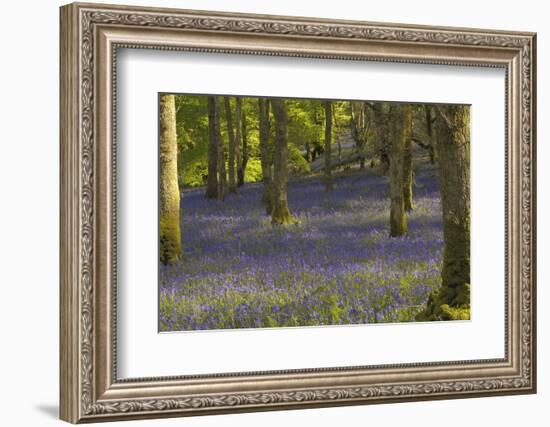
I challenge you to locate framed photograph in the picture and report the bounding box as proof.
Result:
[60,2,537,423]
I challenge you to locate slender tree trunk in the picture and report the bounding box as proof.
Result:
[224,97,237,193]
[217,98,226,200]
[372,103,390,173]
[205,96,219,199]
[419,105,470,321]
[324,101,333,192]
[426,105,436,164]
[359,104,367,169]
[259,98,274,213]
[235,98,244,187]
[305,141,311,162]
[240,109,248,186]
[332,108,342,162]
[389,104,408,237]
[271,99,295,225]
[402,105,414,212]
[350,102,366,169]
[159,94,182,264]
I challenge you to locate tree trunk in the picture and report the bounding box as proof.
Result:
[205,96,219,199]
[217,97,226,200]
[271,99,295,225]
[350,102,366,170]
[159,94,182,264]
[224,97,237,193]
[305,141,311,162]
[403,105,414,212]
[333,108,342,162]
[240,108,248,186]
[259,98,274,213]
[425,105,436,164]
[235,97,244,187]
[324,101,333,192]
[372,103,390,173]
[388,104,408,237]
[419,105,470,321]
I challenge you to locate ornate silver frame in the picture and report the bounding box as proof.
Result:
[60,2,537,423]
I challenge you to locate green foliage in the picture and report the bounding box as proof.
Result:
[175,96,312,187]
[287,99,324,149]
[173,96,407,187]
[175,95,209,152]
[288,144,310,175]
[244,158,263,183]
[416,283,471,321]
[179,141,208,187]
[175,95,209,188]
[439,304,470,320]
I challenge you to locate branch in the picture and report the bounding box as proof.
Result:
[435,106,453,129]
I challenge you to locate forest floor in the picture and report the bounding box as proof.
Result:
[160,150,443,331]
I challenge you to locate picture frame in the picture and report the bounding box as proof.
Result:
[59,2,537,423]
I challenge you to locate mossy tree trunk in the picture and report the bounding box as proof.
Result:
[159,94,182,264]
[324,101,333,192]
[388,104,408,237]
[224,97,237,193]
[236,97,244,187]
[259,98,274,214]
[241,108,248,186]
[205,96,219,199]
[271,98,296,225]
[418,105,471,321]
[402,106,414,212]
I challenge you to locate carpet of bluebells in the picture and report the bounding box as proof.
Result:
[160,158,443,331]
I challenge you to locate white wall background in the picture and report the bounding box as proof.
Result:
[0,0,545,426]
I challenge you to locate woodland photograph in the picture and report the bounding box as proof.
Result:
[158,93,471,332]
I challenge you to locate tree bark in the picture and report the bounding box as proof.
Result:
[333,108,342,162]
[425,105,436,164]
[305,141,311,162]
[259,98,275,213]
[418,105,470,321]
[402,105,414,212]
[438,105,470,291]
[324,101,333,192]
[240,108,248,186]
[224,97,237,192]
[372,103,390,173]
[350,102,367,169]
[271,99,295,225]
[235,97,244,187]
[205,96,219,199]
[388,104,408,237]
[159,94,182,264]
[217,97,226,200]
